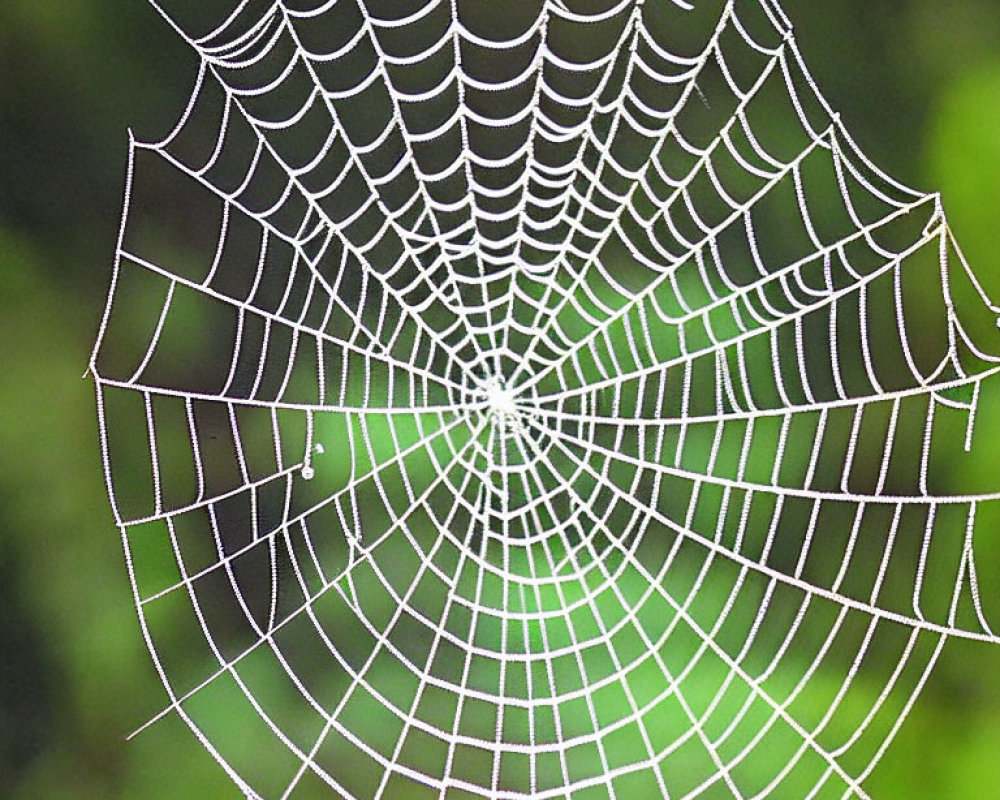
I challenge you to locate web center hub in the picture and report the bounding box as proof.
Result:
[483,376,519,420]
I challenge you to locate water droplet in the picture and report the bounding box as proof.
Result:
[301,465,315,481]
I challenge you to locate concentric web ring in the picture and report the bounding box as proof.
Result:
[90,0,1000,797]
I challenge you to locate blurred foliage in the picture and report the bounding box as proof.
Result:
[1,1,1000,798]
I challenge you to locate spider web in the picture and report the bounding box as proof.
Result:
[90,0,1000,798]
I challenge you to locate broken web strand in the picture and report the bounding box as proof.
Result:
[88,0,1000,798]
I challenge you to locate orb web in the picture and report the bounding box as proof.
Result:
[90,0,1000,798]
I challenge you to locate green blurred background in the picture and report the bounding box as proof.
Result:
[1,1,999,798]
